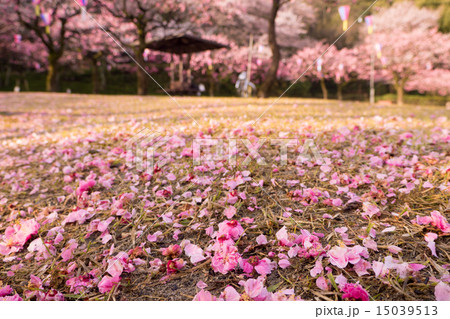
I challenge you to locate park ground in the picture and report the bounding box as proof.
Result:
[0,93,449,301]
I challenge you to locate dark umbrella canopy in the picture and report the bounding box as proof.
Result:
[146,34,229,54]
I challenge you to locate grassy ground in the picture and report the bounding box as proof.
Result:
[0,93,448,301]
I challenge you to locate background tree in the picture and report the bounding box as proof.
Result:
[240,0,314,97]
[95,0,233,95]
[369,2,450,105]
[288,42,338,99]
[11,0,85,92]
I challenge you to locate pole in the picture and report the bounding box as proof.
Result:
[246,34,254,98]
[370,34,375,105]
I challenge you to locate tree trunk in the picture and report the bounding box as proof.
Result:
[46,54,60,92]
[91,58,100,94]
[100,59,107,91]
[320,77,328,100]
[394,75,405,106]
[337,82,343,101]
[5,65,11,87]
[136,26,148,95]
[208,68,215,96]
[257,0,281,98]
[396,85,404,106]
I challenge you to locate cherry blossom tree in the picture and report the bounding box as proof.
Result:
[368,2,450,105]
[287,42,338,100]
[329,47,360,101]
[241,0,314,97]
[94,0,235,95]
[405,69,450,97]
[10,0,88,92]
[74,19,120,94]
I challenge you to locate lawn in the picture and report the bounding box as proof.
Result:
[0,93,449,301]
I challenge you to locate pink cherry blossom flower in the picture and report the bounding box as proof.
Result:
[0,285,13,297]
[254,258,275,275]
[341,282,370,301]
[408,264,426,272]
[107,257,124,278]
[161,244,182,258]
[63,209,94,225]
[167,258,185,274]
[353,260,371,276]
[0,219,40,255]
[240,256,275,276]
[363,238,378,251]
[211,243,240,274]
[147,231,163,242]
[217,220,244,240]
[335,274,348,288]
[414,211,450,233]
[332,198,343,206]
[429,211,450,233]
[76,179,95,196]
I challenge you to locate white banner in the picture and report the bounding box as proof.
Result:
[1,301,449,319]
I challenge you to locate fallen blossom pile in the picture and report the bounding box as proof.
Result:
[0,93,449,301]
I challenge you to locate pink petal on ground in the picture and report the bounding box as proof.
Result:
[98,275,120,294]
[107,259,124,277]
[224,206,237,219]
[254,258,274,275]
[256,234,267,245]
[221,286,240,301]
[193,289,216,301]
[316,276,330,291]
[278,259,291,269]
[98,217,115,232]
[185,244,206,264]
[196,281,208,289]
[382,226,396,233]
[435,282,450,301]
[387,245,402,254]
[310,259,323,277]
[327,246,348,269]
[408,264,426,272]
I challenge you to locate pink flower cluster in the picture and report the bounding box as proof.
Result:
[327,244,371,275]
[413,211,449,233]
[24,275,64,301]
[340,283,370,301]
[277,227,325,259]
[211,220,244,274]
[239,256,275,276]
[193,277,302,301]
[0,219,40,255]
